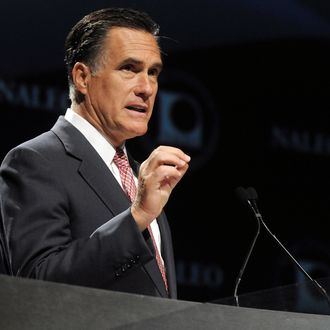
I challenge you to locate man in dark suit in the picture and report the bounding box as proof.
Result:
[0,7,190,298]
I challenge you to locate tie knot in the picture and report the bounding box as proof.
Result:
[113,148,129,168]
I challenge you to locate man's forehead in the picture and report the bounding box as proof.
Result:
[106,28,162,62]
[107,27,159,49]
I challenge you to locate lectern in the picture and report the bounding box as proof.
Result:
[0,274,330,329]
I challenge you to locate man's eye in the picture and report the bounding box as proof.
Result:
[121,64,134,72]
[149,68,160,77]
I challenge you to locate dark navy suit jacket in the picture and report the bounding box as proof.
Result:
[0,116,176,298]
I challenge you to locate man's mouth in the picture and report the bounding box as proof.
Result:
[126,106,146,113]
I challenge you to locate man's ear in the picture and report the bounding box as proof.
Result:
[72,62,91,95]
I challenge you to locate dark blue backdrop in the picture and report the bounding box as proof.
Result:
[1,0,330,308]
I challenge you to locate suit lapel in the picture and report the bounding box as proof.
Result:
[157,212,176,298]
[141,227,168,297]
[51,116,130,215]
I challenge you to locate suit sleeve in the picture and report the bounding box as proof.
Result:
[0,146,154,289]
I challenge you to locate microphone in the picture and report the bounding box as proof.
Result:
[236,186,330,310]
[233,186,261,307]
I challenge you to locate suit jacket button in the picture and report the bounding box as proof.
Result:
[130,258,136,264]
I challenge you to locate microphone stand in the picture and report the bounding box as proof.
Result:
[233,190,261,307]
[259,211,330,310]
[248,188,330,312]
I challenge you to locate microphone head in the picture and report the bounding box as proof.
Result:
[235,186,250,205]
[246,187,258,200]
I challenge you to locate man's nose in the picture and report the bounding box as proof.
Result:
[134,73,154,99]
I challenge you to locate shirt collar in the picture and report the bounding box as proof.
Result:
[64,108,120,166]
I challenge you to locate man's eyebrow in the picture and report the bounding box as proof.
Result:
[119,57,163,71]
[153,62,163,72]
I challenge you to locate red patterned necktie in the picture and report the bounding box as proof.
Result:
[113,148,168,293]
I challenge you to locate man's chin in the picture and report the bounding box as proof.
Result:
[125,131,147,141]
[131,125,148,138]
